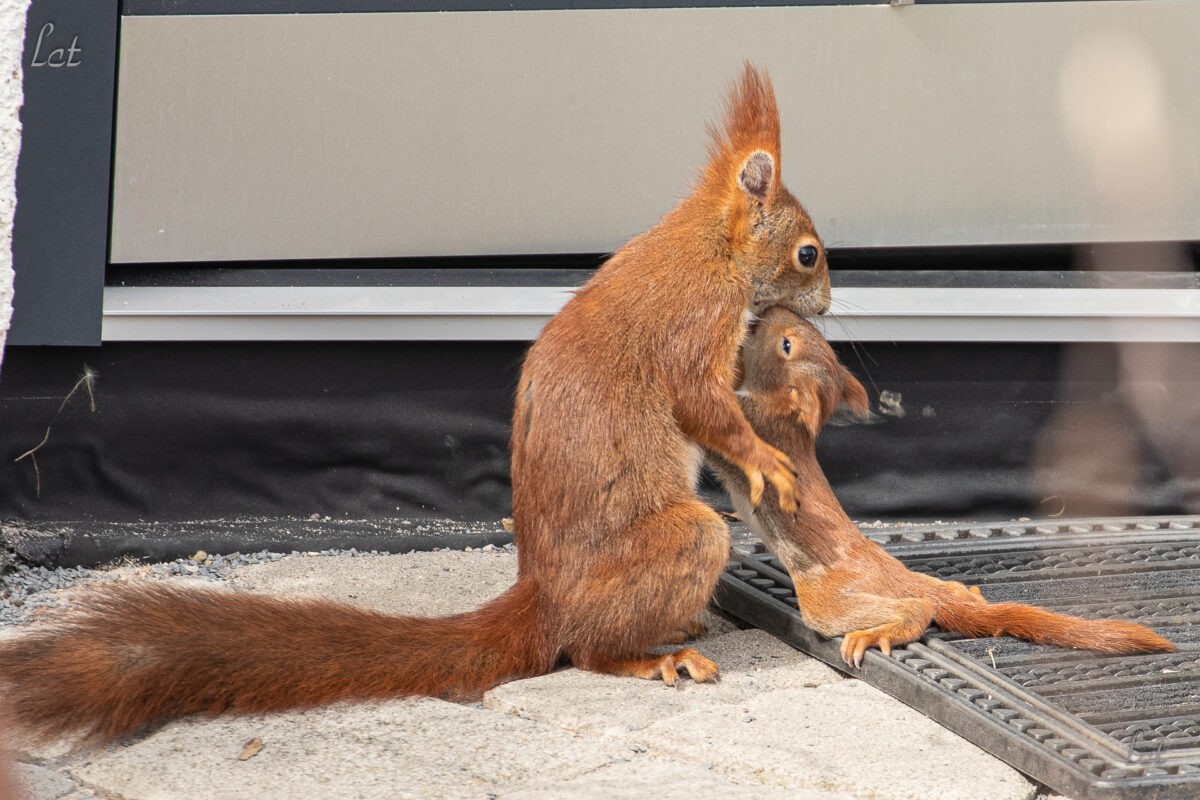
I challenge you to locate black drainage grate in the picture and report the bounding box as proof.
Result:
[712,516,1200,800]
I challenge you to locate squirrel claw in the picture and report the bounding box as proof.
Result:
[588,648,719,685]
[766,446,799,513]
[839,631,877,668]
[840,625,913,668]
[654,649,721,687]
[671,647,720,684]
[744,443,799,511]
[773,477,798,514]
[747,472,766,507]
[659,662,679,687]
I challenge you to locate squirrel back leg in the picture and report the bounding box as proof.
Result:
[793,580,935,668]
[562,500,729,686]
[576,647,719,686]
[661,618,709,645]
[837,596,935,668]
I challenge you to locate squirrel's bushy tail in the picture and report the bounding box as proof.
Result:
[0,579,553,744]
[936,598,1173,654]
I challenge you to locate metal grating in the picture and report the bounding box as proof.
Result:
[712,516,1200,800]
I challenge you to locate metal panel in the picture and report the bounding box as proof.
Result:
[714,516,1200,800]
[100,282,1200,342]
[9,0,118,345]
[110,2,1200,264]
[119,0,885,12]
[116,0,1155,12]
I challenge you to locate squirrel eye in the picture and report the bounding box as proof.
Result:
[796,245,819,267]
[781,337,792,356]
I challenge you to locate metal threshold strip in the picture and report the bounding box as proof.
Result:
[712,515,1200,800]
[101,284,1200,342]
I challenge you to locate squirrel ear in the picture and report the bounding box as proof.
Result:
[840,368,871,419]
[737,151,774,200]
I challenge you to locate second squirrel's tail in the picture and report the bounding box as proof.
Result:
[0,578,554,744]
[935,596,1173,654]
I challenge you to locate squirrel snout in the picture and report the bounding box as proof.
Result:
[806,288,832,316]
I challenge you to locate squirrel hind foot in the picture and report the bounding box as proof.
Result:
[577,648,720,686]
[839,621,928,669]
[839,630,886,669]
[667,648,720,684]
[661,618,710,645]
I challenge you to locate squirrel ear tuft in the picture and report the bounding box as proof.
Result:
[737,151,774,200]
[840,368,871,419]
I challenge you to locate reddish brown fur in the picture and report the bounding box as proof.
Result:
[0,725,18,800]
[709,308,1175,667]
[0,581,549,743]
[0,760,17,800]
[0,65,832,743]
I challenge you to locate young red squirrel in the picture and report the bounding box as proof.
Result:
[0,66,832,743]
[709,307,1174,667]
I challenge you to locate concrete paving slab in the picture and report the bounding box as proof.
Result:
[229,550,742,638]
[71,698,631,800]
[499,755,849,800]
[637,681,1036,800]
[485,628,844,736]
[11,763,75,800]
[231,549,519,615]
[2,546,1052,800]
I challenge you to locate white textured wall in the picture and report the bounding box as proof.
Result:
[0,0,27,374]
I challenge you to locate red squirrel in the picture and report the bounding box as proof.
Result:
[0,65,832,744]
[709,307,1174,667]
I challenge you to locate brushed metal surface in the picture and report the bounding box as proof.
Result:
[99,283,1200,342]
[111,3,1200,262]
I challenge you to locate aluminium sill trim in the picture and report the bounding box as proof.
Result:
[101,285,1200,343]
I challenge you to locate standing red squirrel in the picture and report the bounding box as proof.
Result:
[0,65,832,744]
[709,308,1174,667]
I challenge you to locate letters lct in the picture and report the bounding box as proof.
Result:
[30,22,81,68]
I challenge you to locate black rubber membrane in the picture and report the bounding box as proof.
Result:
[713,515,1200,800]
[0,517,514,571]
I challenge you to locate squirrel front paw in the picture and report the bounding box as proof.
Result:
[745,442,798,513]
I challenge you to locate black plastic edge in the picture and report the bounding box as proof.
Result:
[1,520,515,569]
[9,0,119,345]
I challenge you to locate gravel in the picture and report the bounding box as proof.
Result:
[0,563,99,627]
[0,543,518,628]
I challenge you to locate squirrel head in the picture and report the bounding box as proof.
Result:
[698,64,831,318]
[739,307,869,439]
